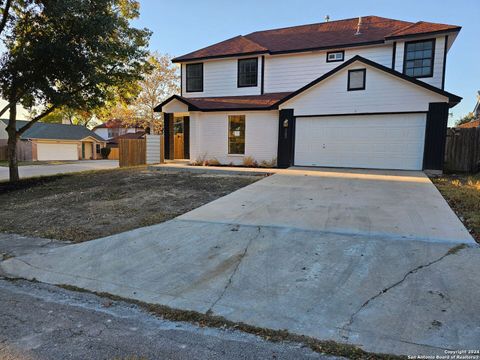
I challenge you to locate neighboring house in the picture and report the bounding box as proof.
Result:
[0,120,106,161]
[156,16,462,171]
[93,119,144,141]
[457,92,480,128]
[106,131,146,148]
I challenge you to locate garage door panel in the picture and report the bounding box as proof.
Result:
[294,114,426,170]
[37,143,78,161]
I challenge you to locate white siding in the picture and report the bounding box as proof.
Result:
[94,128,109,140]
[394,36,446,89]
[264,44,393,93]
[280,62,448,116]
[146,135,161,164]
[162,99,189,113]
[295,114,426,170]
[182,57,262,98]
[190,111,278,165]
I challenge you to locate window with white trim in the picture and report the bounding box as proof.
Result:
[327,51,344,62]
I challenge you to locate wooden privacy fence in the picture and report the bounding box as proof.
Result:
[444,127,480,173]
[119,139,146,167]
[0,140,33,161]
[108,147,119,160]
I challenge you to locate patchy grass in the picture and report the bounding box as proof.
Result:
[431,174,480,243]
[0,167,259,242]
[0,160,75,167]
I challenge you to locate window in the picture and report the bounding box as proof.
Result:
[347,69,366,91]
[326,51,344,62]
[403,39,435,78]
[238,58,258,87]
[228,115,245,154]
[186,63,203,92]
[96,144,101,154]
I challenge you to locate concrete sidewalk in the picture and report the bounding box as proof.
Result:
[1,169,478,356]
[0,160,118,181]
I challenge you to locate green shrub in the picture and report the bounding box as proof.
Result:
[100,147,111,159]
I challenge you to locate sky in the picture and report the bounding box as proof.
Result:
[134,0,480,126]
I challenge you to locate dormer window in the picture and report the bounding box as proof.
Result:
[327,51,344,62]
[238,58,258,87]
[403,39,435,78]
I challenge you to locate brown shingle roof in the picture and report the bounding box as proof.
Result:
[172,16,461,62]
[186,92,291,111]
[458,119,480,128]
[155,92,292,112]
[386,21,460,39]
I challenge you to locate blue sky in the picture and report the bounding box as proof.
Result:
[135,0,479,124]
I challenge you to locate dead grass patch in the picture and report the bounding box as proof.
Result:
[431,174,480,243]
[0,168,259,242]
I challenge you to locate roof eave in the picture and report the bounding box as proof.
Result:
[274,55,462,108]
[385,27,461,41]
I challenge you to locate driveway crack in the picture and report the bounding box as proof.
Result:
[341,244,466,340]
[206,226,261,315]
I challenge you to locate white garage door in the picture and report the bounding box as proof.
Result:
[37,143,78,161]
[294,114,426,170]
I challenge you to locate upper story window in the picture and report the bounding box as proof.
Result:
[186,63,203,92]
[403,39,435,78]
[347,69,366,91]
[238,58,258,87]
[327,51,344,62]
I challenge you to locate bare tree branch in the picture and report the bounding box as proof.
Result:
[0,0,12,37]
[17,105,56,135]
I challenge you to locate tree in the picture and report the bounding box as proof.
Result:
[455,112,476,127]
[132,53,180,133]
[0,0,151,181]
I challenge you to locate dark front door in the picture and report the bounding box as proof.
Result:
[277,109,295,168]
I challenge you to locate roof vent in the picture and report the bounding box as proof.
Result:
[324,15,330,22]
[354,16,362,35]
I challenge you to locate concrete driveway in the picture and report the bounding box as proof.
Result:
[0,160,118,181]
[1,168,479,356]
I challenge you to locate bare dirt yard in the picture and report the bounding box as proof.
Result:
[0,167,260,242]
[431,173,480,243]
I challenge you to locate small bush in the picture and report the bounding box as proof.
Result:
[259,157,277,168]
[242,156,257,167]
[206,158,221,166]
[100,147,111,159]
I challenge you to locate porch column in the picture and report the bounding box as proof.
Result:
[183,116,190,159]
[163,113,174,160]
[423,102,449,171]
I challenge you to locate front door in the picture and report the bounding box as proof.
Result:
[173,117,184,159]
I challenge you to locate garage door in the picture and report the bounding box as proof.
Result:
[294,114,426,170]
[37,143,78,161]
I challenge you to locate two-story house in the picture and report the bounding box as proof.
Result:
[156,16,462,171]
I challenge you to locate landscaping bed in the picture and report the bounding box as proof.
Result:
[431,173,480,243]
[0,167,259,242]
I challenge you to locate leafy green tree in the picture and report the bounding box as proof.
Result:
[0,0,151,181]
[455,112,476,127]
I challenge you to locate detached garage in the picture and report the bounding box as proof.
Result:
[276,56,460,171]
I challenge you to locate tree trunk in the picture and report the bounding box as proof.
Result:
[6,103,19,182]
